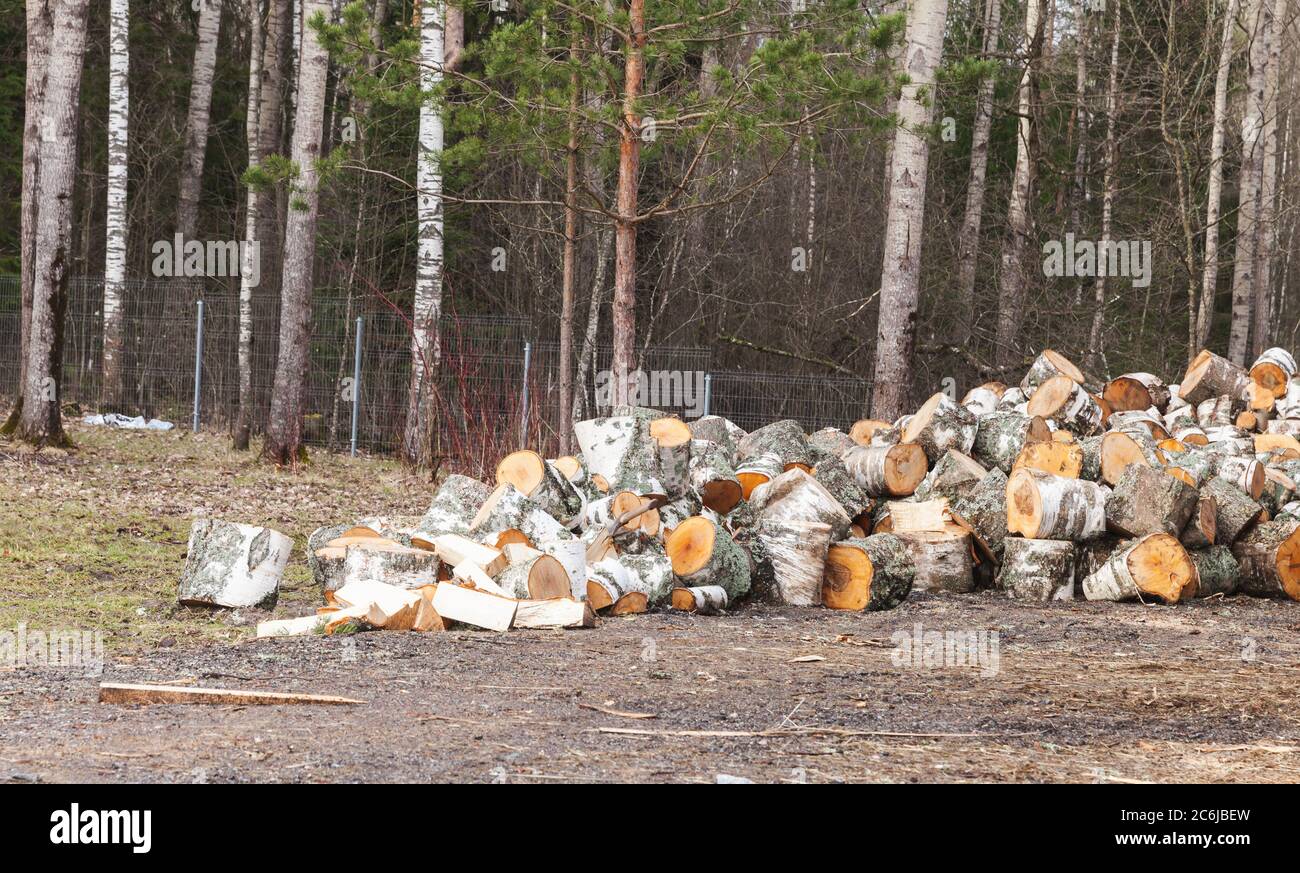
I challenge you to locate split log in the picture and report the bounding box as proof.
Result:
[493,554,573,600]
[649,417,693,498]
[1232,519,1300,600]
[341,544,440,591]
[1081,533,1195,603]
[894,530,975,593]
[1006,468,1108,542]
[1103,373,1171,413]
[451,561,509,596]
[961,382,1005,417]
[735,451,784,500]
[1179,350,1250,406]
[997,538,1076,602]
[666,516,752,602]
[1025,374,1103,435]
[840,442,928,497]
[1104,463,1198,538]
[1255,432,1300,458]
[688,438,742,513]
[736,419,812,469]
[331,579,428,630]
[1013,439,1083,479]
[1198,478,1264,544]
[1250,348,1297,395]
[431,582,517,631]
[848,418,892,446]
[98,683,363,706]
[430,533,508,577]
[915,449,987,502]
[952,468,1009,561]
[495,451,585,525]
[1021,349,1087,394]
[410,474,493,547]
[257,613,329,638]
[178,519,292,609]
[902,392,978,463]
[822,533,915,611]
[750,467,852,540]
[812,455,874,520]
[1179,493,1218,549]
[970,411,1052,474]
[1187,546,1239,598]
[1099,428,1165,485]
[670,585,729,614]
[751,519,832,606]
[512,597,596,629]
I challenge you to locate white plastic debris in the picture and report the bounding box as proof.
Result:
[83,413,174,431]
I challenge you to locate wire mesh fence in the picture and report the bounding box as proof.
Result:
[0,276,872,472]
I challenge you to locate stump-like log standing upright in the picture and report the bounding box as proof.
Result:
[998,537,1076,602]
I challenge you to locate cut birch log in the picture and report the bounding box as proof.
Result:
[997,386,1028,409]
[1179,350,1251,406]
[808,427,856,461]
[431,582,517,631]
[915,449,987,502]
[536,535,588,600]
[1188,546,1239,598]
[1257,467,1297,514]
[902,392,978,463]
[331,579,427,630]
[178,519,292,609]
[1250,348,1297,395]
[1099,428,1165,485]
[848,418,892,446]
[894,530,975,593]
[736,419,812,468]
[1104,463,1198,538]
[961,382,1005,417]
[869,424,902,446]
[1108,409,1170,441]
[840,442,928,496]
[1212,453,1265,499]
[450,562,509,596]
[307,523,351,590]
[1196,395,1236,428]
[619,551,677,606]
[341,543,440,591]
[1078,435,1103,481]
[1199,478,1265,544]
[410,474,493,547]
[688,415,741,459]
[574,415,661,494]
[512,597,596,629]
[586,557,649,614]
[821,533,915,611]
[1081,533,1196,603]
[750,467,852,540]
[493,554,573,600]
[469,483,570,545]
[1025,374,1104,435]
[256,613,328,638]
[1013,439,1084,479]
[98,682,363,706]
[649,416,693,498]
[666,516,752,601]
[970,411,1052,473]
[1006,468,1108,541]
[1021,349,1087,394]
[688,438,742,513]
[735,452,784,500]
[430,533,508,577]
[997,537,1076,602]
[1232,519,1300,600]
[495,450,585,525]
[1103,373,1171,413]
[670,585,729,614]
[751,519,831,605]
[952,468,1009,560]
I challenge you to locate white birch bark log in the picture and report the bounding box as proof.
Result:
[179,519,292,608]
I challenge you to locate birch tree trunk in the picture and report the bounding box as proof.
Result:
[234,0,265,450]
[18,0,92,447]
[4,0,54,434]
[1228,0,1271,365]
[401,0,445,468]
[1251,0,1286,359]
[558,26,581,455]
[993,0,1041,370]
[1084,0,1119,372]
[102,0,129,413]
[176,0,223,240]
[262,0,330,465]
[869,0,950,420]
[952,0,1001,346]
[611,0,646,408]
[1198,0,1242,350]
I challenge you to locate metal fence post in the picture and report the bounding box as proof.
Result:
[192,300,204,432]
[703,372,712,417]
[520,340,532,446]
[350,316,363,457]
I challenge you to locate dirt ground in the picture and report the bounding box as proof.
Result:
[3,425,1300,783]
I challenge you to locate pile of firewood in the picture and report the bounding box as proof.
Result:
[176,345,1300,636]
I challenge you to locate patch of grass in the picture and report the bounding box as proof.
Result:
[1,423,429,651]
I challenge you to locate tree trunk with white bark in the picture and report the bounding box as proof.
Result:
[234,0,265,450]
[176,0,223,240]
[101,0,130,413]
